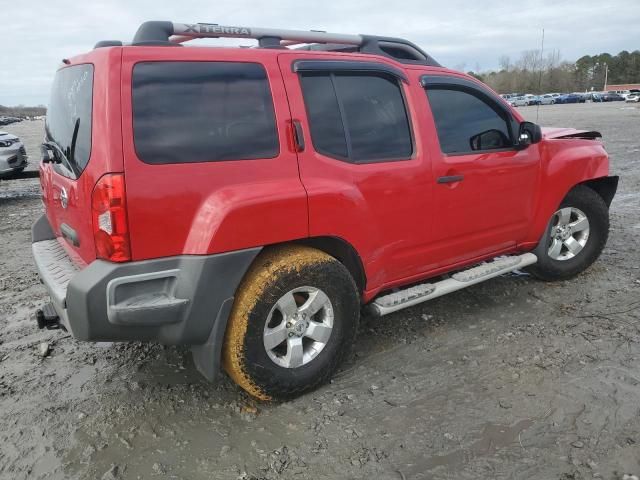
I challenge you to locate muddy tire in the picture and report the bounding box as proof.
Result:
[222,245,360,401]
[528,185,609,281]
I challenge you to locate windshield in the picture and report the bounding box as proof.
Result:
[45,64,93,177]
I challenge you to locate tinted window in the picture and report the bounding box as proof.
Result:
[426,88,512,154]
[45,64,94,177]
[132,62,278,164]
[300,72,412,163]
[299,75,348,158]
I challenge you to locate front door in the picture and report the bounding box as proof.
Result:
[421,75,540,267]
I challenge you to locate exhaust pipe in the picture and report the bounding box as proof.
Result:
[35,303,60,330]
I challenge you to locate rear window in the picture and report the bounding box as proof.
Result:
[299,72,413,163]
[45,64,94,177]
[132,62,279,164]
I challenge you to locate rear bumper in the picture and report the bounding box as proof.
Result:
[31,214,260,379]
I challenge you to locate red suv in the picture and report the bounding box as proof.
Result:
[33,21,618,400]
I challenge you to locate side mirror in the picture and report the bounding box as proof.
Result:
[470,129,510,151]
[516,121,542,149]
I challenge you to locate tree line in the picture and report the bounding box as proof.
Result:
[470,50,640,94]
[0,105,47,118]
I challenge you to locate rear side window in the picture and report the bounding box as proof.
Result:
[45,64,94,177]
[425,88,512,155]
[132,62,279,164]
[300,72,413,163]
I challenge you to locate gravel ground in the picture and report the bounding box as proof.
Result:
[1,102,639,480]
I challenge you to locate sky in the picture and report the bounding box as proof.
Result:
[2,0,639,106]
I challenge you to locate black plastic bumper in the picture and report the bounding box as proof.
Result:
[31,213,260,380]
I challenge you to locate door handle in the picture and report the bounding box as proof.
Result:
[437,175,464,184]
[292,120,305,152]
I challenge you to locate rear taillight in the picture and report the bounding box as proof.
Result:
[91,173,131,262]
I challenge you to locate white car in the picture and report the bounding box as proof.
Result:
[539,94,556,105]
[510,96,529,107]
[625,93,640,103]
[607,90,630,99]
[524,94,540,105]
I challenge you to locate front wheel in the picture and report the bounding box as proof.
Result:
[527,185,609,281]
[222,245,360,401]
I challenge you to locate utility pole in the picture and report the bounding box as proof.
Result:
[603,63,608,91]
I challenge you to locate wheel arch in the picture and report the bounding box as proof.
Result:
[578,175,619,207]
[291,236,367,295]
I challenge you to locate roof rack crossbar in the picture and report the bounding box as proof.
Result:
[130,21,441,67]
[171,22,363,45]
[132,21,364,46]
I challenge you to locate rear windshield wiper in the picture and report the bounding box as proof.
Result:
[68,118,80,168]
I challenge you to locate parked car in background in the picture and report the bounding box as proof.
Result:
[539,94,556,105]
[555,93,585,104]
[510,96,529,107]
[607,90,630,98]
[602,92,625,102]
[525,94,540,105]
[0,116,23,126]
[586,92,604,102]
[625,92,640,103]
[0,131,28,177]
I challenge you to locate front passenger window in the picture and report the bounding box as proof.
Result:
[426,88,512,155]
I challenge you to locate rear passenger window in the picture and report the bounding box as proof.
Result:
[300,72,413,163]
[132,62,279,164]
[425,88,512,155]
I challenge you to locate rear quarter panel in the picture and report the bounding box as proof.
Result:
[120,48,308,259]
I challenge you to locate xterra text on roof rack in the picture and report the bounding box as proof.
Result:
[32,21,618,400]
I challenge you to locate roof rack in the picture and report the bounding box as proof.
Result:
[124,21,440,67]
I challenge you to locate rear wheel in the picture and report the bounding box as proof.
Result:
[222,245,360,401]
[527,185,609,281]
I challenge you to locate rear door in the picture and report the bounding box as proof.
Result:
[420,74,540,265]
[41,62,96,264]
[277,53,435,289]
[40,48,124,266]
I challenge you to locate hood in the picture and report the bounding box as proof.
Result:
[541,127,602,140]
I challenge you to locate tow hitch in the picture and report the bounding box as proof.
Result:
[35,303,61,330]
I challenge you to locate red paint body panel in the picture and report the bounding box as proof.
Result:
[277,52,435,291]
[39,46,612,302]
[524,136,609,248]
[413,69,540,271]
[119,48,308,259]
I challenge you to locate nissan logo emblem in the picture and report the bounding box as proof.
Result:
[60,187,69,209]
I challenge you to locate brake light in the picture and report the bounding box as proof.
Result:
[91,173,131,262]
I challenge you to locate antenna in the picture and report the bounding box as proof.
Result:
[536,28,545,123]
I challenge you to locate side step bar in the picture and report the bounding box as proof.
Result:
[369,253,537,317]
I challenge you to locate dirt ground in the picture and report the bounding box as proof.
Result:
[1,102,639,480]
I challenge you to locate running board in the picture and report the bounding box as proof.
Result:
[368,253,537,317]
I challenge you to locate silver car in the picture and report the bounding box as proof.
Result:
[510,96,529,107]
[0,131,28,177]
[539,94,556,105]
